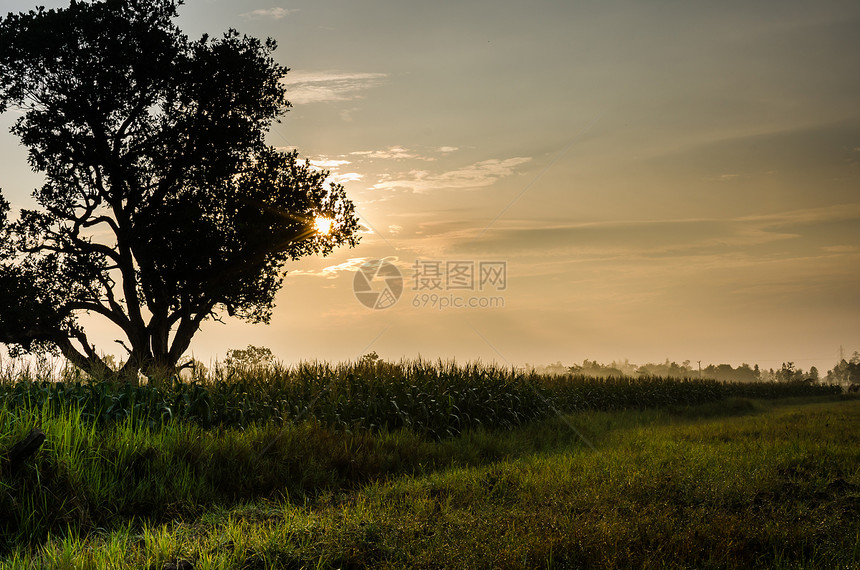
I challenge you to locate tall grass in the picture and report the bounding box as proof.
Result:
[2,398,857,568]
[0,359,843,438]
[0,358,847,554]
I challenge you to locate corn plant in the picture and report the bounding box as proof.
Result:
[0,360,843,439]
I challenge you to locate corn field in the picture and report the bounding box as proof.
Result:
[0,360,842,439]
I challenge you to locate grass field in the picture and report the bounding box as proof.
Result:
[0,364,857,568]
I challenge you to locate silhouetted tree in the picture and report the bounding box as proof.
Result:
[572,359,624,378]
[224,345,275,370]
[775,362,806,383]
[734,363,758,382]
[358,351,381,366]
[636,359,694,379]
[699,363,760,382]
[0,1,359,382]
[827,353,860,385]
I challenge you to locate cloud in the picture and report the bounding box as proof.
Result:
[442,203,860,260]
[289,257,370,279]
[309,159,351,169]
[240,7,298,20]
[348,145,461,162]
[371,157,532,192]
[306,158,362,185]
[738,203,860,227]
[821,245,858,253]
[283,71,386,105]
[289,256,410,280]
[701,173,741,182]
[350,146,421,160]
[328,172,363,184]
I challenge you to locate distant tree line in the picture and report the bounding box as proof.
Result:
[826,352,860,385]
[528,353,860,386]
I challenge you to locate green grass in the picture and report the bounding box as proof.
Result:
[1,396,858,568]
[0,361,856,568]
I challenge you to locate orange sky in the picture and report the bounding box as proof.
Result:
[2,0,859,373]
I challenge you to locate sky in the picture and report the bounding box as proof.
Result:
[1,0,859,373]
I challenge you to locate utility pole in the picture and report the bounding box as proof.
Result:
[697,360,702,379]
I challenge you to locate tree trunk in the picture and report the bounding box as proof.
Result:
[56,338,142,385]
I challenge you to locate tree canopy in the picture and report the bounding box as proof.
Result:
[0,0,359,381]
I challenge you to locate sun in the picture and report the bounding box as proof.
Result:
[314,216,334,235]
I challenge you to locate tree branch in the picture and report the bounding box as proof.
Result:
[113,89,152,154]
[168,301,215,362]
[64,300,133,337]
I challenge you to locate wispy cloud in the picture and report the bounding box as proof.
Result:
[240,7,298,20]
[351,146,420,160]
[328,172,363,184]
[372,157,532,192]
[349,146,462,161]
[309,159,351,169]
[283,71,386,105]
[738,202,860,226]
[306,158,362,186]
[289,257,371,279]
[441,203,860,259]
[340,108,358,122]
